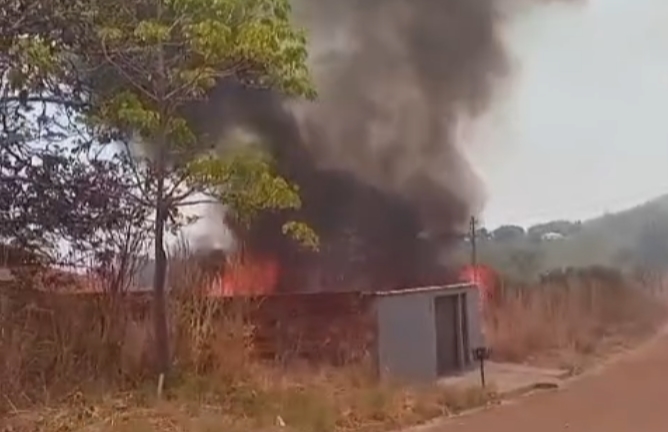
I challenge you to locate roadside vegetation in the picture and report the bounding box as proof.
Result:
[484,268,667,373]
[0,257,492,432]
[3,248,666,432]
[453,196,668,372]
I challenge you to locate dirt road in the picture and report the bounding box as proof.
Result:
[437,330,668,432]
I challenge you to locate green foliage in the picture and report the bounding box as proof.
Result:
[4,0,317,249]
[78,0,316,376]
[2,0,317,380]
[491,225,525,242]
[189,148,300,221]
[281,221,319,252]
[82,0,317,239]
[6,38,58,89]
[457,195,668,282]
[630,219,668,271]
[188,147,319,250]
[90,0,314,120]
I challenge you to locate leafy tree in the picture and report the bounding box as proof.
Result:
[475,227,490,240]
[0,149,139,257]
[612,246,634,269]
[508,246,544,281]
[492,225,525,242]
[71,0,316,380]
[458,196,668,280]
[0,0,141,267]
[633,220,668,272]
[2,0,317,384]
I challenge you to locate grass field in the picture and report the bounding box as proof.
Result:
[1,266,664,432]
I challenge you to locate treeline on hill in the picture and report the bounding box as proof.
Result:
[454,195,668,282]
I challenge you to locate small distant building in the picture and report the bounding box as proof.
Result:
[541,232,564,241]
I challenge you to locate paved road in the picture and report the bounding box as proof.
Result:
[438,330,668,432]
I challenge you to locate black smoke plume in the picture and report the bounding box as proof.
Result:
[186,0,508,292]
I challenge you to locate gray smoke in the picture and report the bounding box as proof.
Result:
[184,0,510,291]
[291,0,506,229]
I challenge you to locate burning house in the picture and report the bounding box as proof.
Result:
[179,0,507,296]
[138,0,509,379]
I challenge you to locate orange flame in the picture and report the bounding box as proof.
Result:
[218,253,278,297]
[458,264,498,309]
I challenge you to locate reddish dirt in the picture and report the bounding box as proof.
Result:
[438,329,668,432]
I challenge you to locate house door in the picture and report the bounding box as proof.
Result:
[434,294,460,376]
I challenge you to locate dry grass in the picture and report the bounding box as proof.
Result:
[484,269,668,371]
[0,259,493,432]
[4,259,665,432]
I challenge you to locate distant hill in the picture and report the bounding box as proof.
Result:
[453,194,668,281]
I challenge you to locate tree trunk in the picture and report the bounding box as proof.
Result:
[152,172,170,378]
[153,0,171,383]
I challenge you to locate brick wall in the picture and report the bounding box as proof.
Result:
[0,288,378,370]
[249,292,377,366]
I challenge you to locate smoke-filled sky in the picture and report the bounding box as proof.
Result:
[473,0,668,229]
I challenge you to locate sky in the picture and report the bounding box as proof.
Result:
[469,0,668,229]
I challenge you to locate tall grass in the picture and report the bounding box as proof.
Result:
[0,256,490,432]
[3,258,665,431]
[484,269,667,369]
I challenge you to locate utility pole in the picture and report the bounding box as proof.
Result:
[469,215,490,389]
[469,216,478,284]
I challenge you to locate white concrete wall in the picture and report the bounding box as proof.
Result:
[374,284,483,382]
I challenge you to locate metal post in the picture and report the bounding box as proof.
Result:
[479,356,486,388]
[470,216,478,282]
[473,347,490,388]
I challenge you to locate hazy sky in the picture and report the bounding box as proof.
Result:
[471,0,668,229]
